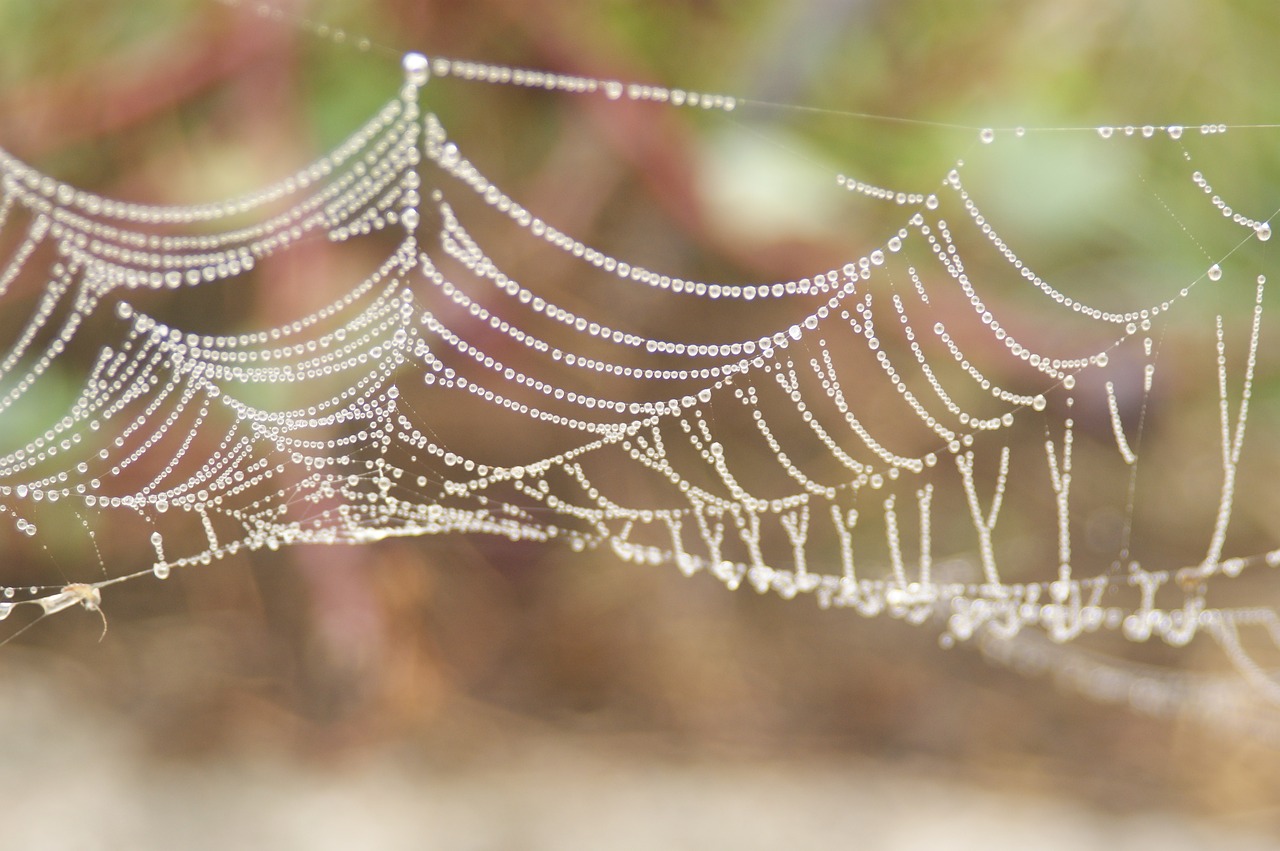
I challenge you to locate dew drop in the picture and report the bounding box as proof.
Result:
[1063,375,1076,390]
[1095,352,1109,368]
[1207,264,1222,282]
[402,52,430,87]
[1032,394,1047,412]
[979,128,995,144]
[1097,126,1114,139]
[1257,223,1272,242]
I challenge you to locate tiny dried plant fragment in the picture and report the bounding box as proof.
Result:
[46,584,108,642]
[0,583,110,647]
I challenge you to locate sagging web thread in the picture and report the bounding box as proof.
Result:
[3,32,1280,723]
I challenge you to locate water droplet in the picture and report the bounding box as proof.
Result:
[979,128,995,144]
[402,52,430,87]
[1167,125,1183,139]
[1257,223,1272,242]
[153,563,170,580]
[1063,375,1076,390]
[1032,394,1047,412]
[1095,352,1109,368]
[1208,264,1222,281]
[1097,126,1114,139]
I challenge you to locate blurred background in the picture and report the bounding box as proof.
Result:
[4,0,1280,847]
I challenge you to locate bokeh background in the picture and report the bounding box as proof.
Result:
[5,0,1280,847]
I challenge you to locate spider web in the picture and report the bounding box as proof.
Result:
[3,9,1280,730]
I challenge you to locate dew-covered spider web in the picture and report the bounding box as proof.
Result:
[5,3,1280,733]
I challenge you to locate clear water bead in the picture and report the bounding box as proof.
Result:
[979,128,995,144]
[1257,223,1272,242]
[1207,264,1223,281]
[402,52,430,87]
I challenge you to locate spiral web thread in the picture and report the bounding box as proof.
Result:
[4,31,1280,729]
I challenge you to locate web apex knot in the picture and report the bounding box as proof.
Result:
[403,52,430,87]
